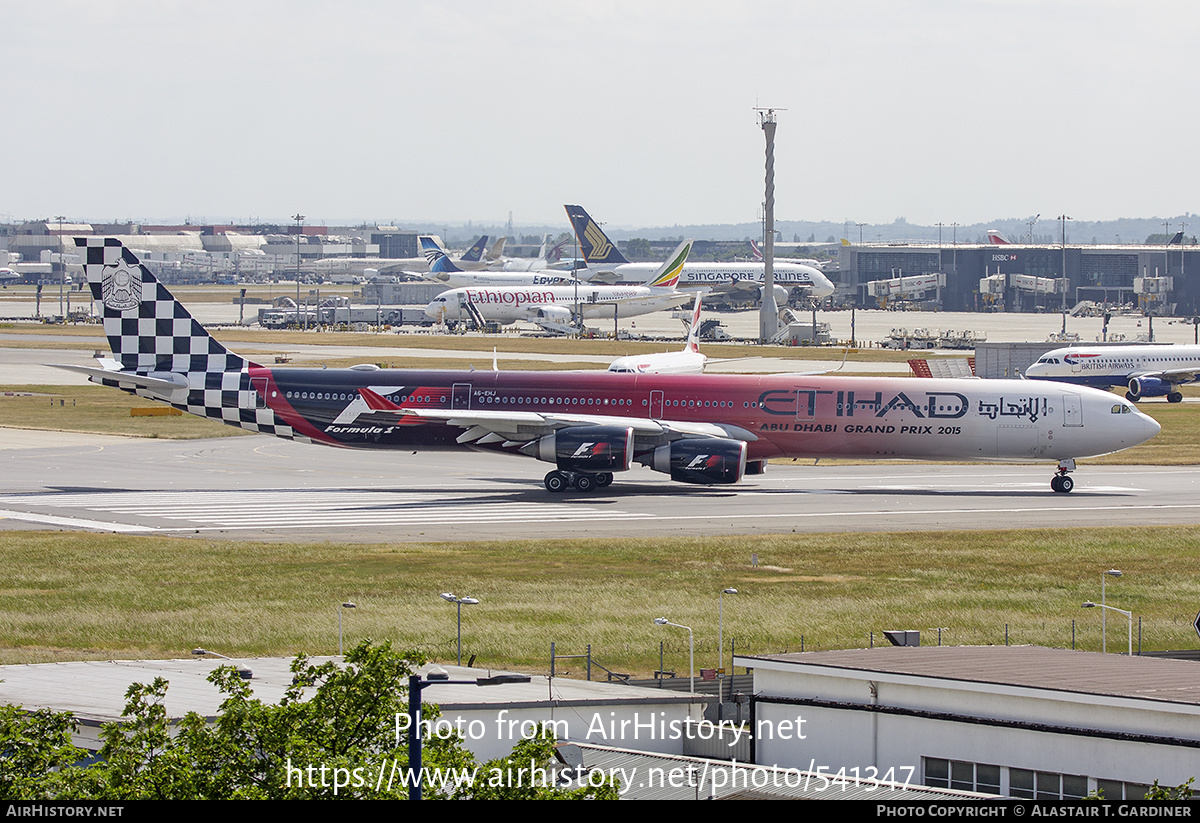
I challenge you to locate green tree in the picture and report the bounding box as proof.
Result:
[4,641,614,800]
[0,704,88,798]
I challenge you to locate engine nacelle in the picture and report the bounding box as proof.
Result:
[1128,375,1170,400]
[648,438,748,485]
[760,284,790,305]
[531,305,572,323]
[527,425,634,472]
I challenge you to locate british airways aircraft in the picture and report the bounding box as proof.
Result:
[1026,344,1200,403]
[608,294,708,375]
[58,238,1159,495]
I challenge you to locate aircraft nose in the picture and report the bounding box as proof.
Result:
[1143,412,1161,443]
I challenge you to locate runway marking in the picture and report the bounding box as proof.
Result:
[0,490,653,532]
[0,509,155,533]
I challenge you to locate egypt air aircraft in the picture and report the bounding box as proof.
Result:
[424,240,696,333]
[60,238,1159,495]
[419,235,491,271]
[565,205,836,302]
[424,241,581,289]
[1026,344,1200,403]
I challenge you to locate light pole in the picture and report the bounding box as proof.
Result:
[292,213,304,330]
[407,670,530,800]
[440,592,479,666]
[1100,569,1122,653]
[338,600,356,656]
[1058,214,1072,332]
[654,617,694,694]
[55,215,66,318]
[1083,601,1132,656]
[718,588,738,713]
[718,588,738,673]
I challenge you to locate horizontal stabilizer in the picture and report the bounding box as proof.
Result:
[51,363,190,402]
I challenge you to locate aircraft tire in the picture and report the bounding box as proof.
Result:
[544,471,568,493]
[574,474,596,493]
[1168,392,1184,403]
[1125,391,1139,402]
[595,472,614,488]
[1052,475,1073,494]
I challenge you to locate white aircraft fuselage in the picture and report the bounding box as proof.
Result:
[1026,344,1200,402]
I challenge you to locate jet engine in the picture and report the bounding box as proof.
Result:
[761,284,789,305]
[531,305,572,323]
[525,425,634,473]
[1127,375,1170,400]
[644,438,748,485]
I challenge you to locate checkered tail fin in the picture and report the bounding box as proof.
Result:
[76,237,252,375]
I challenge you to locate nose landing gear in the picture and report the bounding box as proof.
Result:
[1051,459,1076,493]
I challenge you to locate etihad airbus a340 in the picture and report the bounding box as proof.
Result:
[59,238,1159,495]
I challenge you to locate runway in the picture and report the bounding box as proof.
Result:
[1,430,1194,541]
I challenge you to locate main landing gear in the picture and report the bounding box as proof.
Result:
[544,470,614,493]
[1051,459,1076,494]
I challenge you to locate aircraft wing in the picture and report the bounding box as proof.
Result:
[391,406,757,445]
[1135,367,1200,385]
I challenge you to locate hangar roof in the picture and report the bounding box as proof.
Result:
[737,645,1200,707]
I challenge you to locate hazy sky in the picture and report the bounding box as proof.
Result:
[4,1,1197,230]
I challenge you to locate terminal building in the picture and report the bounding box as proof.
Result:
[835,241,1199,316]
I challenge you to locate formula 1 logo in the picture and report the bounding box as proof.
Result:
[101,260,143,311]
[571,442,610,458]
[685,454,722,470]
[583,221,614,259]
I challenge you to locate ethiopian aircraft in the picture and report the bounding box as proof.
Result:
[58,238,1158,495]
[565,205,835,302]
[1026,344,1200,403]
[424,239,696,333]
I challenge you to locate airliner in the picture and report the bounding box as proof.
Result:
[1026,344,1200,403]
[424,240,696,333]
[749,239,822,268]
[609,294,708,375]
[419,235,491,271]
[58,238,1159,495]
[565,205,836,302]
[424,241,581,289]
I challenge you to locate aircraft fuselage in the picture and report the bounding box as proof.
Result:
[249,369,1155,463]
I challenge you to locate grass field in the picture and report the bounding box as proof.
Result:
[0,527,1194,673]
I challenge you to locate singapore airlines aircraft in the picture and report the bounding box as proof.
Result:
[1026,344,1200,403]
[424,240,696,332]
[59,238,1158,495]
[565,205,836,302]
